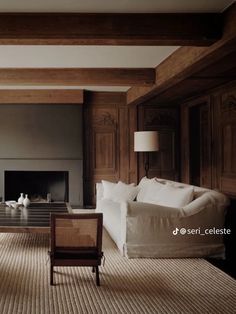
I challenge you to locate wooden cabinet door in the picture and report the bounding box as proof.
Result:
[181,96,212,188]
[83,106,120,205]
[199,103,212,188]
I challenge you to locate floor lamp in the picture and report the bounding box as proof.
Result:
[134,131,159,178]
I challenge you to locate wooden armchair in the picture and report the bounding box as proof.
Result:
[49,213,103,286]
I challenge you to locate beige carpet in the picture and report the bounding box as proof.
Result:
[0,231,236,314]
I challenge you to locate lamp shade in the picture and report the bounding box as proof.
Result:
[134,131,159,152]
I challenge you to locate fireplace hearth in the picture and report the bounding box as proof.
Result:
[4,171,69,203]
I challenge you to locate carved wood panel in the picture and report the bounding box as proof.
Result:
[180,105,189,183]
[217,90,236,195]
[91,108,118,175]
[199,104,212,188]
[94,131,116,171]
[181,81,236,197]
[180,96,212,188]
[83,106,119,205]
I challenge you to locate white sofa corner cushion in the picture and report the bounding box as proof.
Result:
[112,181,139,202]
[151,183,194,208]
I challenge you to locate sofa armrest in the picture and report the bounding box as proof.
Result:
[124,201,183,218]
[96,183,104,203]
[183,191,229,217]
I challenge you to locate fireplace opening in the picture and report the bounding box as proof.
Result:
[4,171,69,203]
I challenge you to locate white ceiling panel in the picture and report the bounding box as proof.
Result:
[0,46,178,68]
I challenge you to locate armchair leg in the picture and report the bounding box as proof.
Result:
[95,266,100,286]
[92,266,95,273]
[50,264,54,286]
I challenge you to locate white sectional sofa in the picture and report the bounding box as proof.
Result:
[96,178,229,258]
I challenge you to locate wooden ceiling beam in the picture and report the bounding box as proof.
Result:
[127,3,236,105]
[0,68,155,86]
[0,13,222,46]
[0,89,84,104]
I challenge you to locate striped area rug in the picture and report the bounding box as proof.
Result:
[0,230,236,314]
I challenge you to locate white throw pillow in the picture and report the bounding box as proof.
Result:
[138,176,153,188]
[155,177,168,184]
[140,179,164,203]
[149,183,194,208]
[137,177,159,202]
[112,181,139,202]
[101,180,117,200]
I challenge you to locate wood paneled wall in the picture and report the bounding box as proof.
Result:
[83,93,180,206]
[214,84,236,197]
[181,96,212,188]
[138,105,179,181]
[181,80,236,198]
[83,79,236,205]
[83,92,135,205]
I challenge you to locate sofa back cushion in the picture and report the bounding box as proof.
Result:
[146,183,194,208]
[137,177,164,203]
[101,180,139,202]
[155,177,208,200]
[112,181,139,202]
[101,180,117,200]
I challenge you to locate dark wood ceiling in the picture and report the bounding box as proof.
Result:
[127,3,236,106]
[149,50,236,104]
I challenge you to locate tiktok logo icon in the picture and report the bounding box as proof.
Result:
[172,228,179,235]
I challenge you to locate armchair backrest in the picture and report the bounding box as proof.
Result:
[50,213,103,255]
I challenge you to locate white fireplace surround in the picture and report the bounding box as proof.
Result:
[0,159,83,206]
[0,104,83,206]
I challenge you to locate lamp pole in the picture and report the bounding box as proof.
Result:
[134,131,159,178]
